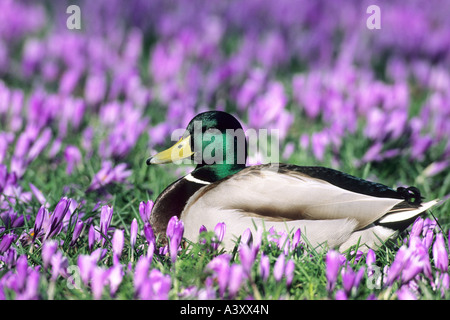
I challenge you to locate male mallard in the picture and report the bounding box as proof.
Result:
[147,111,438,252]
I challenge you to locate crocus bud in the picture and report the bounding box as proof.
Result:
[273,253,285,282]
[433,233,448,272]
[0,233,15,254]
[292,228,301,249]
[285,259,295,286]
[228,264,243,298]
[139,200,153,224]
[326,250,341,291]
[130,218,138,250]
[70,220,84,246]
[239,243,255,276]
[112,229,124,260]
[42,240,58,270]
[260,253,270,281]
[212,222,226,250]
[88,224,96,251]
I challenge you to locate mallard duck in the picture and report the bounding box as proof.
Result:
[147,111,438,252]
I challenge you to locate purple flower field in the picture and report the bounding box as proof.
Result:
[0,0,449,301]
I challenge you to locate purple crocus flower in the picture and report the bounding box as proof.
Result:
[143,222,156,258]
[259,254,270,281]
[212,222,226,250]
[91,266,107,300]
[285,259,295,287]
[27,128,52,165]
[0,209,26,229]
[207,254,232,297]
[325,250,341,291]
[410,217,424,238]
[43,197,71,241]
[291,228,302,250]
[228,264,244,298]
[78,254,95,287]
[311,130,329,161]
[397,285,417,300]
[87,162,132,192]
[341,266,365,295]
[70,219,84,246]
[423,229,434,249]
[88,224,96,251]
[134,255,150,295]
[1,247,17,269]
[199,225,208,234]
[84,72,107,105]
[15,255,29,292]
[335,290,347,300]
[138,269,171,300]
[401,254,424,284]
[278,232,290,255]
[99,205,113,245]
[20,268,40,300]
[273,253,285,282]
[42,240,58,270]
[240,228,252,246]
[29,183,48,208]
[439,273,450,297]
[130,218,138,251]
[239,243,255,276]
[423,160,449,177]
[166,216,184,263]
[0,233,15,254]
[50,250,68,281]
[64,145,82,175]
[432,233,448,272]
[112,229,124,260]
[366,249,376,266]
[366,249,377,278]
[139,200,153,224]
[385,246,409,285]
[108,264,123,296]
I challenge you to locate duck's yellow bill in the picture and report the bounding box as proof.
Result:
[146,135,194,165]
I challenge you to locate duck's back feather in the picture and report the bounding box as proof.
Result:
[183,164,405,230]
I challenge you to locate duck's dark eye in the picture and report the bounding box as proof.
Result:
[178,144,183,149]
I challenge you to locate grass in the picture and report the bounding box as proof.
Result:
[2,107,448,301]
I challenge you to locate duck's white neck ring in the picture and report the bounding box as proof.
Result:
[184,173,211,185]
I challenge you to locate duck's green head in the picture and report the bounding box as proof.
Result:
[147,111,247,170]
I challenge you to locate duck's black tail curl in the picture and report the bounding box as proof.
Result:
[397,186,423,205]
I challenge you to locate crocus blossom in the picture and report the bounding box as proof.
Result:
[139,200,153,224]
[325,250,341,292]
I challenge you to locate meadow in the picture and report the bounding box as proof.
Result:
[0,0,449,301]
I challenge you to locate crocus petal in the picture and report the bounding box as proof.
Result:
[260,253,270,281]
[139,200,154,224]
[326,250,341,291]
[228,264,243,298]
[130,218,138,250]
[433,233,448,272]
[112,229,124,259]
[397,285,417,300]
[273,253,285,282]
[285,259,295,286]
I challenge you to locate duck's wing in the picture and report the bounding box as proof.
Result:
[181,164,439,250]
[275,164,404,200]
[184,164,408,229]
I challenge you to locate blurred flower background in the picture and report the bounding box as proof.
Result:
[0,0,449,300]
